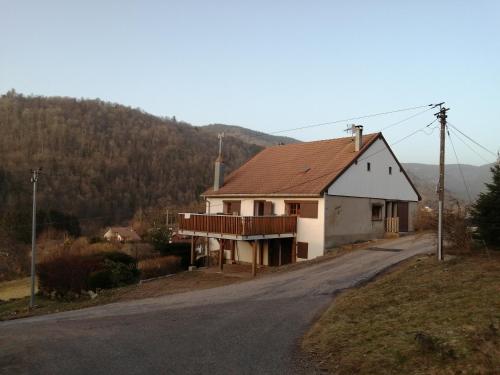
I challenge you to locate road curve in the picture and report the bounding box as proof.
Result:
[0,234,433,375]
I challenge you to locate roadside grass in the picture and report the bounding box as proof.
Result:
[303,252,500,374]
[0,271,242,321]
[0,278,36,300]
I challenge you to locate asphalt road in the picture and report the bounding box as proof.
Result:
[0,234,434,375]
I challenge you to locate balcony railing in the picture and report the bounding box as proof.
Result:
[178,213,297,237]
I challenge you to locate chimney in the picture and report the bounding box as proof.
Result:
[214,133,225,191]
[354,125,363,152]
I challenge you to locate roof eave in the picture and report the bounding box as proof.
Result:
[201,193,322,198]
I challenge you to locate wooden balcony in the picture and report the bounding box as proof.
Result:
[177,213,297,240]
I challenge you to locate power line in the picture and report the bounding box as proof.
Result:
[448,122,497,157]
[447,126,494,164]
[380,106,436,131]
[447,128,473,204]
[270,104,436,134]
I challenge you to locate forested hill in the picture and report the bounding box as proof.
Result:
[0,92,263,226]
[201,124,298,147]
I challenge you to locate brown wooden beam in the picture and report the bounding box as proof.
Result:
[206,237,211,267]
[219,239,225,272]
[190,236,195,266]
[291,237,297,263]
[252,240,257,277]
[278,239,282,267]
[259,240,264,266]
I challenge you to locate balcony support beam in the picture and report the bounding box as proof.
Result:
[252,240,257,277]
[190,236,195,267]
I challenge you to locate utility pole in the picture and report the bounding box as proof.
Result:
[435,104,449,261]
[30,168,41,309]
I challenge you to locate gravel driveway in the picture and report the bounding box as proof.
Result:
[0,234,434,375]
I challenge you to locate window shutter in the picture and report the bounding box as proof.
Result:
[300,201,318,218]
[297,242,308,259]
[232,201,241,215]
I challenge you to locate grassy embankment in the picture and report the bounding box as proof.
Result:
[304,252,500,374]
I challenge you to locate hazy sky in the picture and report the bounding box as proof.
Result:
[2,0,499,165]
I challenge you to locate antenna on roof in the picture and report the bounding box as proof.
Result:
[344,124,356,136]
[217,132,224,158]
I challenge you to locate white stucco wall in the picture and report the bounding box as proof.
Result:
[327,138,419,202]
[324,195,386,248]
[205,196,325,261]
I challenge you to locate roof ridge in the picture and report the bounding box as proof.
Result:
[265,132,381,149]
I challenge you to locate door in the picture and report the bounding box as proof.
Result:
[268,238,293,266]
[398,202,409,232]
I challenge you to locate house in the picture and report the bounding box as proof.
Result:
[103,227,141,243]
[178,126,420,275]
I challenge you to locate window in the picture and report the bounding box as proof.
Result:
[389,166,392,175]
[367,162,371,171]
[288,202,301,215]
[254,200,265,216]
[223,200,241,215]
[285,201,318,218]
[372,204,383,221]
[253,200,274,216]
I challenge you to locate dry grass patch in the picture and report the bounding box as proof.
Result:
[303,253,500,374]
[0,278,36,300]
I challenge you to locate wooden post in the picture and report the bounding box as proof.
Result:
[190,236,195,266]
[278,239,282,266]
[252,240,257,277]
[219,239,224,272]
[231,240,235,263]
[259,240,264,266]
[291,237,297,263]
[206,237,211,267]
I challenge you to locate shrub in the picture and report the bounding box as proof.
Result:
[37,251,139,297]
[138,256,182,279]
[159,242,191,270]
[88,269,113,290]
[414,207,436,231]
[121,243,155,260]
[471,163,500,247]
[103,251,136,266]
[147,226,171,252]
[104,258,140,286]
[37,254,101,296]
[444,206,473,253]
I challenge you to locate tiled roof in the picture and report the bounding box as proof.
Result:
[203,133,381,196]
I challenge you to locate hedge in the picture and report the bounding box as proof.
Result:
[37,252,139,297]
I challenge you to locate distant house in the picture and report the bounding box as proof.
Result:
[178,127,420,274]
[104,227,141,243]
